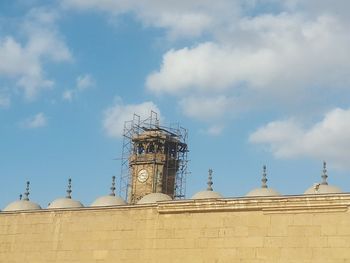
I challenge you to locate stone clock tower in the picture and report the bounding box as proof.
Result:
[128,127,186,204]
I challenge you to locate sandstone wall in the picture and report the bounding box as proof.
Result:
[1,194,350,263]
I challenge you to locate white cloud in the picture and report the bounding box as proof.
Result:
[62,74,95,101]
[146,41,280,94]
[0,36,52,99]
[249,108,350,169]
[76,74,95,91]
[179,95,235,121]
[61,1,350,98]
[283,0,350,20]
[147,14,350,96]
[102,98,160,138]
[62,89,74,101]
[61,0,241,38]
[147,43,235,95]
[0,91,10,108]
[145,12,350,130]
[20,112,47,129]
[179,95,233,135]
[62,0,350,135]
[0,8,72,100]
[204,125,225,136]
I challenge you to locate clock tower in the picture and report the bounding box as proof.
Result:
[119,112,188,204]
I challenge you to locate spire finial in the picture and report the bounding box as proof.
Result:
[261,165,268,188]
[321,161,328,185]
[23,181,30,201]
[207,168,213,191]
[110,176,116,196]
[66,178,72,199]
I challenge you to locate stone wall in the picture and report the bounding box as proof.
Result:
[1,194,350,263]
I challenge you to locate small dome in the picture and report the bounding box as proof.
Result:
[192,169,223,200]
[3,181,41,212]
[246,165,281,197]
[3,200,41,212]
[48,178,84,209]
[91,176,127,207]
[91,195,126,207]
[137,193,172,204]
[246,187,280,197]
[304,162,342,195]
[192,190,223,199]
[304,184,342,194]
[48,197,83,209]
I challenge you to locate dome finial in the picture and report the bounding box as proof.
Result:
[23,181,30,201]
[66,178,72,199]
[261,165,268,188]
[19,194,22,200]
[207,168,213,191]
[321,161,328,185]
[110,176,116,196]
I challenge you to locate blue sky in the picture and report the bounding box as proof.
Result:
[1,0,350,208]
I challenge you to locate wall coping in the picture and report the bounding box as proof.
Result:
[1,193,349,215]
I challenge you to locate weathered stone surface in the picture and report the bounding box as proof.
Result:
[0,194,350,262]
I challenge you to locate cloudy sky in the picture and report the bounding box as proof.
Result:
[1,0,350,208]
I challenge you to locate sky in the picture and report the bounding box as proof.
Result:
[1,0,350,208]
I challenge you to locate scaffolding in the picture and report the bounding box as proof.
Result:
[119,111,189,202]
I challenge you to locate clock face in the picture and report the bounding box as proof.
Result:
[137,169,149,183]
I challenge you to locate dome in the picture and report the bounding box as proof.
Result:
[246,187,280,197]
[246,165,281,197]
[192,190,223,199]
[3,200,41,212]
[48,178,84,209]
[304,184,342,194]
[3,181,41,212]
[304,162,342,195]
[48,197,83,209]
[90,176,127,207]
[192,169,223,200]
[137,193,172,204]
[91,195,126,207]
